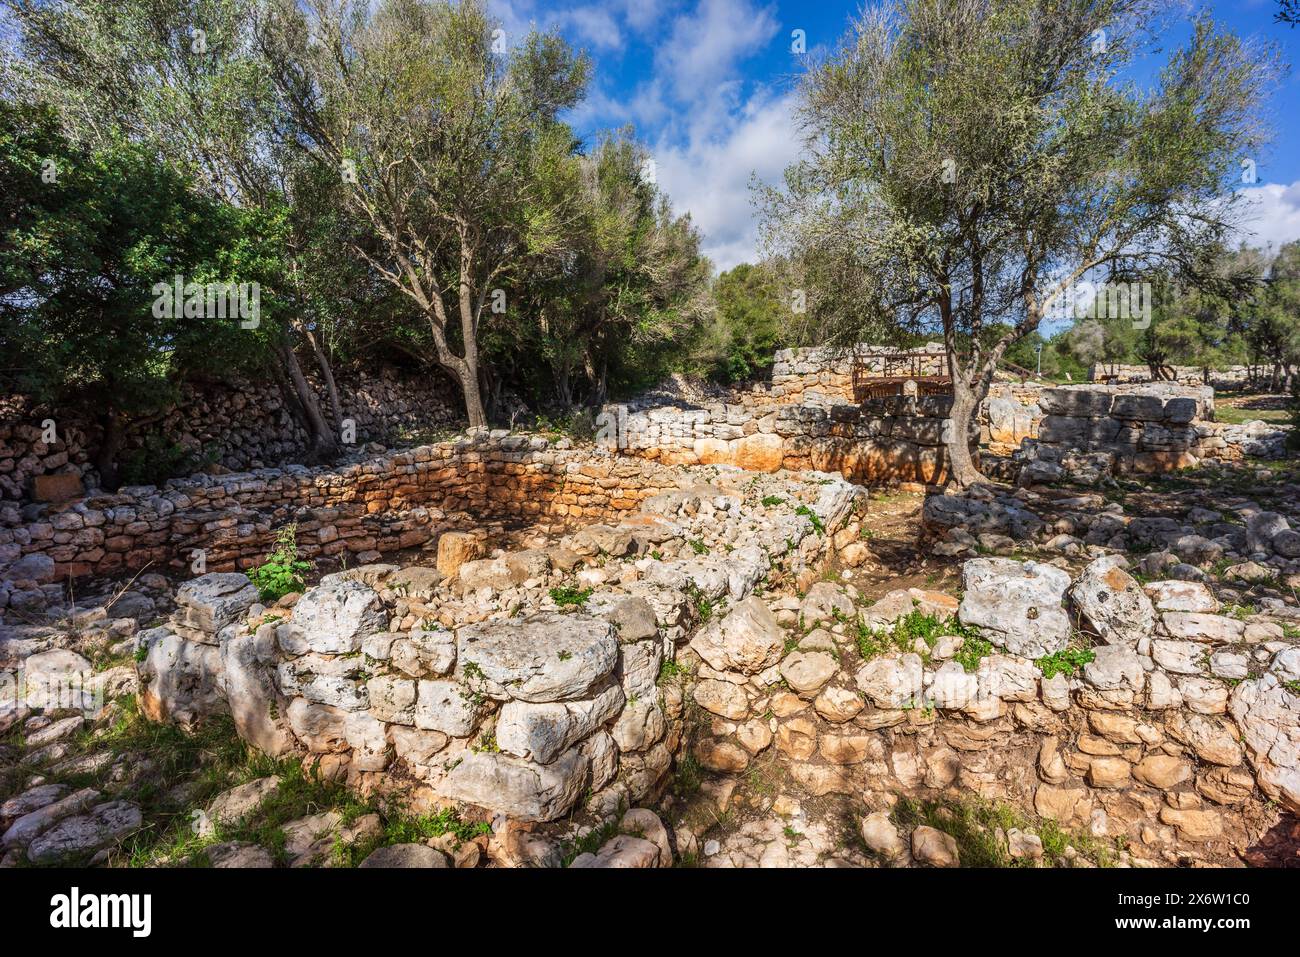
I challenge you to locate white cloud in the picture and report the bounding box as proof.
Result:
[654,89,804,270]
[558,6,624,51]
[657,0,780,103]
[1237,180,1300,251]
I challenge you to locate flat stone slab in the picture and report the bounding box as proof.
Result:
[26,800,142,864]
[456,613,618,702]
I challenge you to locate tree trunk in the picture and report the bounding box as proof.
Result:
[945,373,983,488]
[303,324,343,428]
[95,406,125,491]
[280,342,338,458]
[554,363,574,409]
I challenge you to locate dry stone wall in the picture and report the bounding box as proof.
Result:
[612,393,966,486]
[1092,363,1262,389]
[1018,383,1288,482]
[767,343,950,405]
[0,365,460,501]
[0,434,711,587]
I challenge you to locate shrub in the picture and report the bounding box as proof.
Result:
[549,584,593,607]
[1036,646,1096,679]
[248,524,312,603]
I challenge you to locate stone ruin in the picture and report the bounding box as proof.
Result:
[135,468,861,839]
[1015,383,1288,483]
[2,345,1298,869]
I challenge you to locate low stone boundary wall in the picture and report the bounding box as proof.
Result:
[684,554,1300,863]
[0,435,708,584]
[0,365,461,502]
[1092,363,1259,389]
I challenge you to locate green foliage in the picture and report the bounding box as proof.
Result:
[891,795,1121,868]
[1036,646,1096,679]
[688,538,710,555]
[248,524,312,604]
[685,583,716,623]
[951,635,993,674]
[761,495,785,507]
[761,0,1278,483]
[690,262,789,383]
[795,505,825,535]
[118,434,194,489]
[0,102,260,484]
[549,584,594,607]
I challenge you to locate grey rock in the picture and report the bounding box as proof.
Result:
[278,580,386,655]
[438,746,590,822]
[27,800,142,864]
[457,613,618,703]
[358,843,448,868]
[958,558,1071,658]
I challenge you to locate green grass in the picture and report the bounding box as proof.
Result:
[856,609,984,669]
[16,696,490,868]
[685,583,717,623]
[890,795,1121,868]
[951,635,993,674]
[1213,405,1290,425]
[761,495,785,507]
[795,505,825,535]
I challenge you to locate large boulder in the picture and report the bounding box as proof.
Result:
[174,573,259,636]
[1246,511,1289,555]
[688,596,785,675]
[438,746,590,822]
[20,649,95,711]
[1069,555,1155,646]
[855,653,924,709]
[139,632,226,723]
[958,558,1071,658]
[495,683,624,764]
[222,632,295,756]
[278,580,387,655]
[456,613,618,703]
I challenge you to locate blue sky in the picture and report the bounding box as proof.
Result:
[490,0,1300,271]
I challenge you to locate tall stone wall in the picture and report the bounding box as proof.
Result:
[0,365,461,502]
[769,343,949,405]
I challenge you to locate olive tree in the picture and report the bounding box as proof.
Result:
[762,0,1278,486]
[258,0,588,428]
